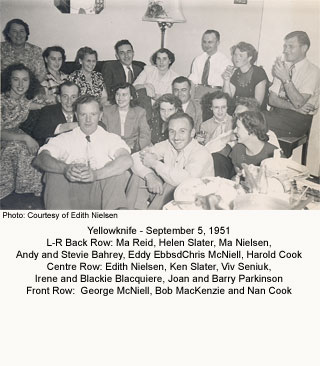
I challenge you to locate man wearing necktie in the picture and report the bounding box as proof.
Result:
[265,31,320,139]
[101,39,144,99]
[189,29,231,102]
[34,95,133,209]
[32,81,80,146]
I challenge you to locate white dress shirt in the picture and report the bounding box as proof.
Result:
[189,51,231,87]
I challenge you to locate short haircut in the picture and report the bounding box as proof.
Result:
[74,94,102,111]
[75,47,98,64]
[112,82,138,107]
[231,42,258,65]
[114,39,133,53]
[235,97,260,112]
[3,18,29,42]
[172,76,191,87]
[58,80,80,95]
[42,46,66,64]
[201,90,230,111]
[151,48,175,67]
[1,63,40,99]
[285,31,310,50]
[237,111,269,142]
[154,93,182,112]
[168,111,195,130]
[203,29,220,42]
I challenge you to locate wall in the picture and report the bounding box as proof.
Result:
[1,0,319,174]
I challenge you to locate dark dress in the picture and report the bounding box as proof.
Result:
[148,112,168,145]
[230,65,269,110]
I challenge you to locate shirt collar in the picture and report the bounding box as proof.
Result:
[292,57,308,71]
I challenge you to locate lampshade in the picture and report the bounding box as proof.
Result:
[142,0,186,23]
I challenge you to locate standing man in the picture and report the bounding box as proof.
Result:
[33,95,132,209]
[189,30,230,101]
[101,40,144,98]
[265,31,320,138]
[172,76,202,132]
[32,81,79,145]
[126,112,214,209]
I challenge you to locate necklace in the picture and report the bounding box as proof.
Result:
[237,66,254,88]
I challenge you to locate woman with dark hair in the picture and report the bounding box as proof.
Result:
[222,42,269,110]
[0,64,43,199]
[148,93,182,144]
[1,18,46,82]
[67,46,108,106]
[134,48,178,100]
[41,46,68,103]
[230,111,277,170]
[102,83,151,152]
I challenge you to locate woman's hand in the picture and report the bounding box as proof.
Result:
[222,65,235,81]
[24,135,39,155]
[144,83,156,98]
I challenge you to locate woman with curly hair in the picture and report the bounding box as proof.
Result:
[67,46,108,106]
[230,110,277,171]
[0,63,43,199]
[1,18,46,82]
[134,48,178,100]
[222,42,269,110]
[102,82,151,153]
[148,93,182,144]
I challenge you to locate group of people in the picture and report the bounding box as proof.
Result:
[1,18,319,210]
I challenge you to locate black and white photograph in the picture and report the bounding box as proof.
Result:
[1,0,319,211]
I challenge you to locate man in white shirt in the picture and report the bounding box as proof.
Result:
[265,31,320,138]
[127,112,214,209]
[33,95,133,209]
[172,76,202,132]
[189,29,230,101]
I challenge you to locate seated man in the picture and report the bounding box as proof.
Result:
[172,76,202,132]
[127,112,214,210]
[32,81,80,145]
[265,31,320,138]
[33,95,132,209]
[101,39,144,98]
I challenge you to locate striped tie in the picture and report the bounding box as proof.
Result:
[201,56,211,86]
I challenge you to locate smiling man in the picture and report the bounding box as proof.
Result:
[265,31,320,139]
[33,95,133,209]
[126,112,214,209]
[101,39,144,98]
[189,29,230,101]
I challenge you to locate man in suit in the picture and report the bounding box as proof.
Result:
[33,81,79,145]
[101,40,144,99]
[172,76,202,132]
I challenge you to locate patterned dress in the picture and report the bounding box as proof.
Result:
[67,70,106,98]
[41,70,68,101]
[1,41,46,82]
[0,93,43,199]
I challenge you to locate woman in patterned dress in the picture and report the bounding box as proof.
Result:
[67,46,108,106]
[0,64,43,199]
[41,46,68,104]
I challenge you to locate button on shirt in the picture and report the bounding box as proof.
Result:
[38,126,130,170]
[189,51,231,87]
[270,58,320,114]
[132,139,215,187]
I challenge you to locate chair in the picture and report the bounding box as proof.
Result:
[278,132,310,165]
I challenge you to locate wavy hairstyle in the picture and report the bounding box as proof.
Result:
[2,18,29,42]
[75,47,98,65]
[1,63,41,99]
[237,110,269,142]
[151,48,175,67]
[111,82,138,107]
[231,42,258,65]
[42,46,66,66]
[153,93,182,112]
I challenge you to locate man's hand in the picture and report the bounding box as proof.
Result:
[140,150,158,168]
[273,58,290,82]
[78,166,97,183]
[64,164,85,182]
[292,102,315,115]
[145,173,164,195]
[24,135,39,155]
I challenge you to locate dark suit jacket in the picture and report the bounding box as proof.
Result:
[101,60,144,99]
[102,104,151,152]
[33,103,76,146]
